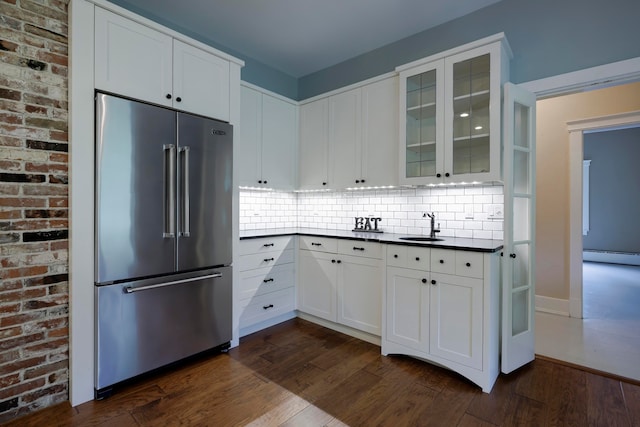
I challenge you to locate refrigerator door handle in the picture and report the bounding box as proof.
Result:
[123,272,223,294]
[179,146,191,237]
[163,144,177,238]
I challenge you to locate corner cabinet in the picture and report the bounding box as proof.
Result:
[94,7,235,121]
[299,76,398,190]
[238,85,297,190]
[398,36,511,185]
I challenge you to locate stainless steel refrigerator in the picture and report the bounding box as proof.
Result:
[94,92,233,398]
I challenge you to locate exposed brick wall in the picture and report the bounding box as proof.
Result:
[0,0,70,422]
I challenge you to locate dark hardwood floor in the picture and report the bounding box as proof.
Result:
[5,318,640,426]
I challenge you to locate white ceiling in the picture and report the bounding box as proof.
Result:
[114,0,503,77]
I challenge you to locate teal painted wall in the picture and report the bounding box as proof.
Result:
[583,127,640,254]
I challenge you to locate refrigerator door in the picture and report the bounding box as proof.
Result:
[95,266,232,391]
[95,93,177,283]
[177,113,233,270]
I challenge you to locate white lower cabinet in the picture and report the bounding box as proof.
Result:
[237,236,296,334]
[383,244,500,393]
[297,236,382,337]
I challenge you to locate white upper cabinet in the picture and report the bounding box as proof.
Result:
[95,7,232,121]
[299,98,330,190]
[300,75,398,190]
[239,85,297,190]
[398,36,510,185]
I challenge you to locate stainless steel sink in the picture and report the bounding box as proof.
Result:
[398,236,444,242]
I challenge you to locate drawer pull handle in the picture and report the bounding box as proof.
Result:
[439,259,444,264]
[311,242,322,246]
[263,243,274,247]
[466,262,471,267]
[263,304,274,310]
[353,247,365,251]
[264,258,274,262]
[263,278,274,283]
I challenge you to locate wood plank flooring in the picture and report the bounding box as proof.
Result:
[6,318,640,426]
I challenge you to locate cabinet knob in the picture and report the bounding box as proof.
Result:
[361,179,365,183]
[264,180,268,184]
[337,260,342,264]
[421,278,427,284]
[322,182,327,186]
[415,257,420,261]
[332,259,336,263]
[393,254,398,258]
[445,173,450,177]
[466,262,471,267]
[263,304,274,310]
[166,94,172,99]
[431,280,437,285]
[258,180,263,184]
[176,97,182,103]
[355,179,360,183]
[439,259,444,264]
[436,173,442,178]
[510,253,517,259]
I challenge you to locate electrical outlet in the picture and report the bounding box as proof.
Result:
[465,205,474,219]
[488,204,504,219]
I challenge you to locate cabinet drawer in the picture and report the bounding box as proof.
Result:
[338,239,381,259]
[387,245,430,270]
[455,251,484,279]
[238,236,294,255]
[299,236,338,253]
[239,287,295,329]
[238,264,295,301]
[237,249,294,271]
[431,248,456,275]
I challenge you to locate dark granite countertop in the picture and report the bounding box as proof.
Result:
[239,227,503,253]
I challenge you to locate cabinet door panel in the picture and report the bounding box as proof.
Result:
[261,95,297,190]
[430,273,482,369]
[299,99,329,189]
[362,77,398,187]
[173,39,229,120]
[329,88,361,188]
[95,7,172,106]
[238,86,262,186]
[298,251,336,321]
[385,267,429,353]
[338,256,381,335]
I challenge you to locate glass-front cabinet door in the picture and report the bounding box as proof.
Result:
[399,60,444,182]
[398,38,509,185]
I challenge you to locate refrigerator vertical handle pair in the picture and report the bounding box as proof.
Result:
[163,145,190,238]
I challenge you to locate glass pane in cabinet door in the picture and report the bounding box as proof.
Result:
[406,69,437,178]
[452,54,491,176]
[512,288,529,335]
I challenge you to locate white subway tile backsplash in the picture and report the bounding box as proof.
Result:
[239,185,504,239]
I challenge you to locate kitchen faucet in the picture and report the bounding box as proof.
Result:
[425,212,440,239]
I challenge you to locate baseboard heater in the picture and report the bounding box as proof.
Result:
[583,250,640,266]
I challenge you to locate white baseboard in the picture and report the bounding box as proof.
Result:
[535,295,570,317]
[583,251,640,266]
[239,311,297,338]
